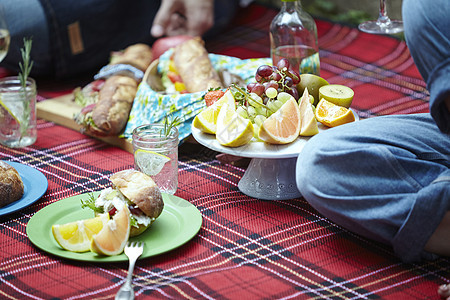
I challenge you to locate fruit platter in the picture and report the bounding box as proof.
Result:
[191,58,358,200]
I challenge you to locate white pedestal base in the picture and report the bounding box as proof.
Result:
[238,157,301,200]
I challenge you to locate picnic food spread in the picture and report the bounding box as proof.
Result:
[52,169,163,256]
[0,161,24,207]
[193,58,355,147]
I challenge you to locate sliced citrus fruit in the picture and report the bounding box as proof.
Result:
[90,205,131,256]
[318,84,354,108]
[258,98,301,144]
[315,98,356,127]
[193,89,235,134]
[52,213,109,252]
[216,102,253,147]
[298,88,319,136]
[0,98,21,136]
[134,149,170,176]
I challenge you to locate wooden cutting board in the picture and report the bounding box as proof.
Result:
[36,94,133,153]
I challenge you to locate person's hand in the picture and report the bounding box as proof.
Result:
[151,0,214,38]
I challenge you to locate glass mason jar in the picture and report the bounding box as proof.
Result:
[132,124,179,194]
[270,0,320,76]
[0,76,37,148]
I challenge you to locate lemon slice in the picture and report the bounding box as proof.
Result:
[298,88,319,136]
[135,149,170,176]
[193,89,235,134]
[52,213,110,252]
[0,98,21,130]
[216,101,254,147]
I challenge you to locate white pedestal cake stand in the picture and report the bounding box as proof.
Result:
[192,124,325,200]
[191,112,358,201]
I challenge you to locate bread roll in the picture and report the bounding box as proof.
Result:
[110,170,164,220]
[109,43,153,71]
[0,161,24,207]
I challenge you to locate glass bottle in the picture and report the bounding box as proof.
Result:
[270,0,320,75]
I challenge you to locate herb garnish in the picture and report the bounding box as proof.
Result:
[162,115,182,137]
[19,38,33,88]
[81,193,104,214]
[18,37,34,140]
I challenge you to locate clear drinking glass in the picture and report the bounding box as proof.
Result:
[0,5,10,63]
[0,76,37,148]
[132,124,179,194]
[358,0,403,34]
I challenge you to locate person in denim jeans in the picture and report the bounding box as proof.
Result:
[0,0,240,79]
[296,0,449,267]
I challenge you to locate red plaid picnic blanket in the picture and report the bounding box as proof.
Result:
[0,3,447,300]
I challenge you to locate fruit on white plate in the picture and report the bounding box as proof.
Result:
[258,97,301,144]
[193,89,235,134]
[296,74,329,105]
[216,101,254,147]
[315,98,355,127]
[318,84,354,108]
[298,88,319,136]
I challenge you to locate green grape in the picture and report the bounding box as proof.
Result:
[248,106,257,118]
[265,87,278,99]
[236,106,249,119]
[273,99,284,110]
[254,115,267,127]
[277,92,293,104]
[267,101,278,112]
[249,93,263,107]
[255,106,267,116]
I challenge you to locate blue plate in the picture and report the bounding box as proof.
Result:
[0,161,48,216]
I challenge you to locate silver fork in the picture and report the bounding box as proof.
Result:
[115,241,144,300]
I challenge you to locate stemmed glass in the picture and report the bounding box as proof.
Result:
[359,0,403,34]
[0,5,10,62]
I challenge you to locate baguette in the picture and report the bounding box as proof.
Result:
[75,75,138,137]
[171,38,223,93]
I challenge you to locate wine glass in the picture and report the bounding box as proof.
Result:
[358,0,403,34]
[0,5,10,62]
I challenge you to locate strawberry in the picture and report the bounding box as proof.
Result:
[204,89,225,107]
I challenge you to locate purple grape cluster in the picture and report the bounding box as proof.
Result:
[246,58,301,101]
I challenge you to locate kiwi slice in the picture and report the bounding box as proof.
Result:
[318,84,354,108]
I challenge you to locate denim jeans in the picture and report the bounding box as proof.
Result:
[1,0,239,79]
[296,0,450,262]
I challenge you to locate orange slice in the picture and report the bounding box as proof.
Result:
[90,205,131,256]
[315,98,355,127]
[258,98,301,144]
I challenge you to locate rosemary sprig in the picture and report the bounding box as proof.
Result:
[18,37,34,141]
[162,115,182,137]
[19,38,33,89]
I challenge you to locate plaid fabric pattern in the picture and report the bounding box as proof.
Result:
[0,4,448,299]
